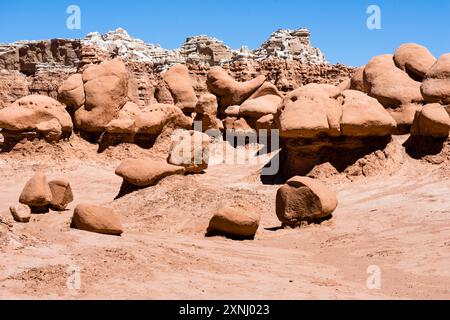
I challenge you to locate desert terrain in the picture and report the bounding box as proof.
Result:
[0,135,449,299]
[0,27,449,300]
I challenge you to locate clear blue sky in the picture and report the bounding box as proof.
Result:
[0,0,449,66]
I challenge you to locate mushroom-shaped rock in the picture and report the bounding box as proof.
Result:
[207,205,260,239]
[364,54,424,107]
[421,53,450,104]
[206,67,265,108]
[163,64,197,113]
[411,103,450,138]
[72,204,123,236]
[394,43,436,80]
[75,59,129,132]
[19,172,53,207]
[57,74,85,110]
[276,176,337,226]
[340,90,396,136]
[0,95,72,140]
[115,159,186,187]
[48,179,74,211]
[277,84,342,138]
[168,130,211,173]
[10,204,31,223]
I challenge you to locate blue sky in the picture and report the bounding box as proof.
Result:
[0,0,449,66]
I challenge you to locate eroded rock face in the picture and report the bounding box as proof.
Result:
[275,84,397,177]
[276,176,337,226]
[19,171,52,208]
[57,74,85,110]
[48,179,74,211]
[194,93,222,132]
[207,67,265,109]
[168,130,211,173]
[340,90,396,137]
[75,59,129,132]
[163,64,197,112]
[363,54,424,107]
[394,43,436,80]
[115,159,185,187]
[72,204,123,236]
[411,103,450,138]
[421,53,450,105]
[277,84,341,138]
[207,205,260,239]
[10,204,31,223]
[0,95,72,142]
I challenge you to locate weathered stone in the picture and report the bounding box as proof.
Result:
[72,204,123,236]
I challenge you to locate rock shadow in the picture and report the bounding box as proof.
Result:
[403,135,446,159]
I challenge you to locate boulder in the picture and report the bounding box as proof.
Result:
[240,95,282,118]
[411,103,450,137]
[105,102,141,134]
[135,104,192,135]
[75,59,129,132]
[163,64,197,112]
[194,94,222,132]
[276,176,337,226]
[350,67,368,93]
[207,205,260,239]
[206,67,265,108]
[115,158,185,187]
[0,95,73,140]
[421,53,450,104]
[57,74,85,110]
[19,172,53,207]
[394,43,436,80]
[224,105,240,117]
[72,204,123,236]
[48,179,74,210]
[223,117,255,135]
[10,204,31,223]
[363,54,424,107]
[168,130,211,173]
[277,84,342,138]
[340,90,396,136]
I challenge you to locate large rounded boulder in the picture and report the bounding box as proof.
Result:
[411,103,450,138]
[0,95,73,141]
[75,59,129,133]
[363,54,424,107]
[394,43,436,80]
[340,90,396,136]
[207,205,261,239]
[115,158,186,187]
[72,204,123,236]
[57,74,85,110]
[276,176,337,226]
[276,84,342,138]
[421,53,450,104]
[163,64,198,113]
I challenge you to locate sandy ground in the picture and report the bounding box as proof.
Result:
[0,136,449,300]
